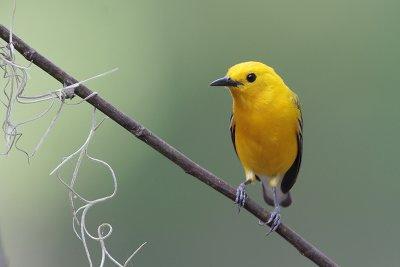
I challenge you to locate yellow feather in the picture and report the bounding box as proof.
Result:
[226,62,301,185]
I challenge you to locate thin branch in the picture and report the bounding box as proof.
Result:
[0,24,339,267]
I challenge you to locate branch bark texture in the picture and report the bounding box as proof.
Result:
[0,24,339,267]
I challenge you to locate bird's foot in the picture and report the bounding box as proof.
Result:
[235,182,247,213]
[266,207,281,235]
[259,207,281,235]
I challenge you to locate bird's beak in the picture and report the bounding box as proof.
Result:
[210,76,242,87]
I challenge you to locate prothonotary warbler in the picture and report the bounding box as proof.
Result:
[210,61,303,234]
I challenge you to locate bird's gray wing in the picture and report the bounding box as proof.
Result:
[281,97,303,193]
[229,113,237,155]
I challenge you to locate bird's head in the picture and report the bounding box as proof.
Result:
[210,61,284,100]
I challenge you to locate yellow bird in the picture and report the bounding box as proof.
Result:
[210,61,303,233]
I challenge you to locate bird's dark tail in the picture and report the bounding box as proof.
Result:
[261,180,292,207]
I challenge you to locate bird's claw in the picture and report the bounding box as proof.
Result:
[265,208,281,235]
[235,182,247,213]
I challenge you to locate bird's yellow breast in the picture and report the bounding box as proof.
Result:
[233,89,299,178]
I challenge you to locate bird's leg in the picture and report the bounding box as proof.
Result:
[235,180,250,213]
[266,187,281,235]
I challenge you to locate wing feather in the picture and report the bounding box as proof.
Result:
[229,113,237,155]
[281,96,303,193]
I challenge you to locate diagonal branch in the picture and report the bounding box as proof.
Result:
[0,24,339,267]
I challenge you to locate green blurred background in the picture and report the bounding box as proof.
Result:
[0,0,399,266]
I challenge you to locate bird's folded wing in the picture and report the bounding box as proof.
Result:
[229,113,237,155]
[281,95,303,193]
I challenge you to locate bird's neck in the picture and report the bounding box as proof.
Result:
[230,87,278,114]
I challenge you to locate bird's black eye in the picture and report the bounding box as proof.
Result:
[246,73,256,83]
